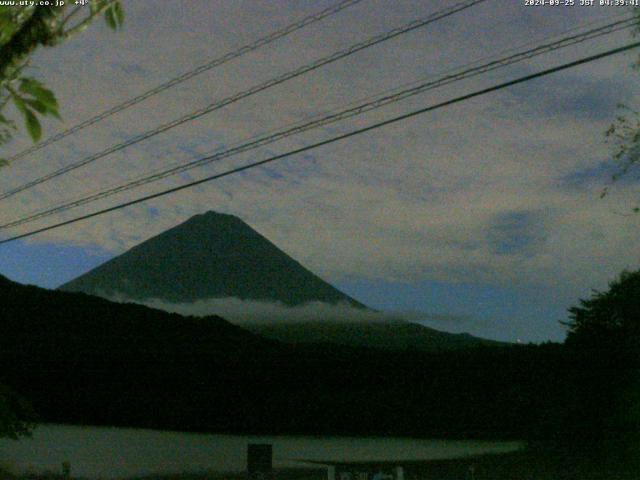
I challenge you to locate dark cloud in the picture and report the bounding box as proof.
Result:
[560,159,616,190]
[510,76,630,121]
[548,81,626,121]
[560,156,640,192]
[488,210,547,257]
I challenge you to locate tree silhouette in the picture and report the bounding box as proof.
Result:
[564,269,640,351]
[0,384,36,440]
[561,269,640,464]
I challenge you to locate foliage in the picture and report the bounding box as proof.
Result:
[0,1,124,163]
[603,105,640,212]
[0,383,36,440]
[601,8,640,210]
[563,269,640,350]
[6,77,60,144]
[559,269,640,464]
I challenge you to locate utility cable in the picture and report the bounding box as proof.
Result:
[4,0,365,164]
[0,16,633,230]
[1,39,638,245]
[0,0,487,201]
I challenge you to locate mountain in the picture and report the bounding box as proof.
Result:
[59,210,503,352]
[60,211,363,307]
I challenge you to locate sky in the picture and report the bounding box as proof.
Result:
[0,0,639,342]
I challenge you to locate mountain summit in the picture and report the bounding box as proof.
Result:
[60,211,363,307]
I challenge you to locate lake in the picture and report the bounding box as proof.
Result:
[0,424,522,478]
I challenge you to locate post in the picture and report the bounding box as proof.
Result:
[247,443,273,480]
[396,466,403,480]
[328,466,336,480]
[61,461,71,479]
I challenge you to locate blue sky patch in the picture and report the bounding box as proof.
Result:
[0,240,111,289]
[561,158,640,191]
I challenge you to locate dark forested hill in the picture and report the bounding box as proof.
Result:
[0,273,278,359]
[1,274,575,439]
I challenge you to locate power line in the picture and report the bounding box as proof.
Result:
[1,16,634,230]
[0,0,487,201]
[4,0,365,164]
[1,40,638,246]
[2,17,634,229]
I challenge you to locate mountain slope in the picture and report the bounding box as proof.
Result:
[244,320,505,352]
[60,211,363,307]
[0,273,276,359]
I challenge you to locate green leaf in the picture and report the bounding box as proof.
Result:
[24,99,47,114]
[11,94,27,115]
[0,158,7,167]
[104,2,124,30]
[20,78,56,104]
[105,5,117,29]
[90,0,109,14]
[113,2,124,26]
[19,78,60,118]
[24,108,42,142]
[48,106,61,120]
[26,97,60,119]
[19,77,46,91]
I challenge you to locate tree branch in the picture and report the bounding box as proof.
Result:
[61,0,117,39]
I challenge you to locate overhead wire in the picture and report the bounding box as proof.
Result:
[1,39,638,245]
[4,0,366,164]
[0,15,634,231]
[0,0,487,201]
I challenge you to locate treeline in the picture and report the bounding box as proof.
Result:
[0,342,569,439]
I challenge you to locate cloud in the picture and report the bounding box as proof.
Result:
[101,295,479,338]
[487,210,547,257]
[507,75,630,122]
[115,296,430,325]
